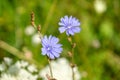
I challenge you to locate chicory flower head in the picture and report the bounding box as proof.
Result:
[59,15,81,36]
[41,35,63,59]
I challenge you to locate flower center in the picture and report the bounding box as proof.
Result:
[46,46,52,51]
[67,26,72,29]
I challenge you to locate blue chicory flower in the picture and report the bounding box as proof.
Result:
[58,15,81,36]
[41,35,63,59]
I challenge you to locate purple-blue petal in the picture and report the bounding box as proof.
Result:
[42,36,48,46]
[58,15,81,36]
[54,44,62,48]
[47,52,55,59]
[66,30,70,36]
[59,22,65,26]
[48,35,52,42]
[68,29,74,35]
[59,27,66,33]
[53,48,63,53]
[41,48,47,55]
[72,27,80,33]
[41,35,62,59]
[51,51,60,58]
[50,37,59,45]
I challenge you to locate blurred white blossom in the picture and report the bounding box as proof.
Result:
[32,33,41,45]
[0,57,39,80]
[0,62,6,71]
[94,0,107,14]
[15,60,29,68]
[0,71,38,80]
[0,57,81,80]
[4,57,13,66]
[27,64,37,73]
[25,25,35,35]
[39,58,81,80]
[0,74,16,80]
[17,68,38,80]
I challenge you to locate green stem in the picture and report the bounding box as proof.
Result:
[72,67,75,80]
[48,58,53,78]
[71,45,74,64]
[67,36,75,80]
[71,46,75,80]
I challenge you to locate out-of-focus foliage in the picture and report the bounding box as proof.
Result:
[0,0,120,80]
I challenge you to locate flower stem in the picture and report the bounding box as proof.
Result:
[67,36,76,80]
[47,58,53,78]
[71,43,75,80]
[72,67,75,80]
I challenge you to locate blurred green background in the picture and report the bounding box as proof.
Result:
[0,0,120,80]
